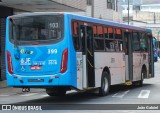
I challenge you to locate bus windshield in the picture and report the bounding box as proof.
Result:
[10,15,63,43]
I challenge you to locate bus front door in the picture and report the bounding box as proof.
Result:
[124,32,133,81]
[147,34,154,78]
[80,25,95,88]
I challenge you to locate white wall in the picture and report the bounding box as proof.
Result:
[68,0,122,22]
[51,0,86,11]
[93,0,122,22]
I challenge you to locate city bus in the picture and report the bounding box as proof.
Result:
[153,37,158,62]
[6,12,154,96]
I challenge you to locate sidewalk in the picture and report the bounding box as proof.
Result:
[0,80,45,95]
[0,80,7,89]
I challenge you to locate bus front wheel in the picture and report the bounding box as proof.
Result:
[99,72,110,96]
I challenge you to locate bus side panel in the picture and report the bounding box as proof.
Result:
[142,53,150,78]
[135,52,149,80]
[76,52,83,90]
[133,52,150,81]
[5,17,15,86]
[58,14,77,88]
[132,53,142,81]
[94,52,125,86]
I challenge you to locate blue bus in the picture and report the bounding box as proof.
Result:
[6,13,154,96]
[153,37,158,62]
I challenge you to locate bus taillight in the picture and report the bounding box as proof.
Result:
[60,48,68,73]
[7,51,13,74]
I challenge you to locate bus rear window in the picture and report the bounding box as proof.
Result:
[10,15,63,43]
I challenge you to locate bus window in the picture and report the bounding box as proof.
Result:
[93,25,104,51]
[104,27,108,38]
[11,16,63,42]
[132,32,140,51]
[97,26,103,38]
[93,26,97,37]
[9,19,13,40]
[114,29,123,52]
[140,33,147,52]
[72,21,80,51]
[105,27,116,52]
[49,29,59,39]
[108,27,114,39]
[115,29,122,40]
[73,22,78,35]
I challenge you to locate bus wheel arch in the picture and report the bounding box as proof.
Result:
[99,67,111,96]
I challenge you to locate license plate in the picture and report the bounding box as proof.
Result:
[30,66,41,70]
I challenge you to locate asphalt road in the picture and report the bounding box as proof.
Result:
[0,59,160,113]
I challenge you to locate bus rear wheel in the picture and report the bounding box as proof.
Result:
[99,72,110,96]
[139,67,146,86]
[46,88,66,96]
[135,67,146,87]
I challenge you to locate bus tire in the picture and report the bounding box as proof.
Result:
[99,72,110,96]
[137,68,146,87]
[46,88,66,96]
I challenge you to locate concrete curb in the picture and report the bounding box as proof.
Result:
[0,80,7,88]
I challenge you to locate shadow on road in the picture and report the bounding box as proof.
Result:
[109,83,154,94]
[15,83,155,104]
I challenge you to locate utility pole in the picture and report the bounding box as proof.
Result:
[91,0,94,17]
[128,0,129,25]
[154,12,156,24]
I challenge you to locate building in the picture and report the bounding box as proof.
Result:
[0,0,122,80]
[121,0,160,40]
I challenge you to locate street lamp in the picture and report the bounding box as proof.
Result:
[91,0,94,17]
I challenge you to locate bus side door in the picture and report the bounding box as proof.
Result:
[147,34,154,78]
[124,31,133,81]
[80,25,95,88]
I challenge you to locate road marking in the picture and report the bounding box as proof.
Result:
[20,93,38,97]
[138,90,150,98]
[112,90,130,98]
[41,94,49,97]
[66,90,77,94]
[0,95,9,96]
